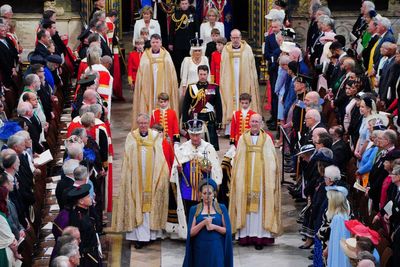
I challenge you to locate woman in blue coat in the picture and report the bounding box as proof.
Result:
[183,178,233,267]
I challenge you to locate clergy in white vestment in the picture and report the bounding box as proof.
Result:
[219,29,260,126]
[111,113,170,249]
[229,113,282,250]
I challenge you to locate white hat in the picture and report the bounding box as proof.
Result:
[265,9,285,22]
[280,41,296,53]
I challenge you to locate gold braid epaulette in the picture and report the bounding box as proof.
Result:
[171,13,189,30]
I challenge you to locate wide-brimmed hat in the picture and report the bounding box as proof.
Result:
[296,144,315,156]
[344,220,380,245]
[265,8,285,22]
[326,185,348,197]
[280,41,296,53]
[340,238,358,259]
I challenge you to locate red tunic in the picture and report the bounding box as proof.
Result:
[230,109,256,146]
[150,108,179,144]
[127,51,143,86]
[210,50,222,85]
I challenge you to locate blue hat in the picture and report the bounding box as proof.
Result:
[46,54,63,64]
[199,178,218,192]
[29,54,46,65]
[296,144,315,156]
[312,151,333,164]
[326,185,348,197]
[0,121,22,140]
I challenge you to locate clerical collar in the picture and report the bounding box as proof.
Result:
[152,49,160,54]
[232,45,241,49]
[140,132,148,137]
[250,131,259,136]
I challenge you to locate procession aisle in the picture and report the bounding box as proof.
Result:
[106,76,310,266]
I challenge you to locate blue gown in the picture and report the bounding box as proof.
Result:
[327,214,351,267]
[183,204,233,267]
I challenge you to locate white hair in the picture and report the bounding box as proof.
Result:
[66,143,83,160]
[378,17,391,30]
[317,6,331,17]
[307,109,321,122]
[363,1,375,12]
[62,159,80,176]
[73,165,88,181]
[7,135,25,148]
[59,243,80,258]
[51,256,70,267]
[318,15,334,29]
[0,4,12,16]
[324,165,341,181]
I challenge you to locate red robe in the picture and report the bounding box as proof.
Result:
[210,50,222,85]
[150,108,179,144]
[106,17,123,99]
[86,118,113,212]
[230,109,256,146]
[127,51,143,86]
[67,117,83,137]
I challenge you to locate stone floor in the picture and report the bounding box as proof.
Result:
[105,79,311,266]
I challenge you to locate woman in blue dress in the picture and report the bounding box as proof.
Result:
[183,179,233,267]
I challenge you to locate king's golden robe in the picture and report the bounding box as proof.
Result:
[111,129,169,232]
[229,130,282,236]
[219,40,260,125]
[132,48,179,129]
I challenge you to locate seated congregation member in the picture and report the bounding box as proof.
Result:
[68,184,102,266]
[183,179,233,267]
[169,118,222,239]
[111,114,169,248]
[229,114,281,250]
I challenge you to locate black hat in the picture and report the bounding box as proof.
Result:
[46,54,63,64]
[295,74,312,85]
[67,184,91,201]
[77,28,91,41]
[383,150,400,161]
[275,0,287,8]
[41,18,55,28]
[29,54,46,65]
[368,10,377,18]
[288,61,298,75]
[78,74,96,86]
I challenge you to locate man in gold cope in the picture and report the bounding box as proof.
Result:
[229,113,282,250]
[112,113,169,249]
[219,29,260,126]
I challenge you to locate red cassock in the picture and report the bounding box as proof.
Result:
[106,17,123,99]
[150,108,180,144]
[210,50,222,85]
[230,109,256,146]
[162,138,174,172]
[127,51,143,86]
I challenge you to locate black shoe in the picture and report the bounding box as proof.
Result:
[134,241,144,249]
[255,245,264,250]
[298,242,314,249]
[290,174,297,178]
[308,255,314,260]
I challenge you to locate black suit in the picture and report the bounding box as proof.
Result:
[373,32,396,71]
[99,35,112,57]
[51,32,68,56]
[16,115,43,153]
[16,153,35,216]
[32,42,50,59]
[205,41,216,63]
[0,37,18,87]
[55,173,75,210]
[379,57,398,106]
[301,122,325,146]
[332,139,351,174]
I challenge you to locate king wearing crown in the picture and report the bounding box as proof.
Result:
[168,118,222,239]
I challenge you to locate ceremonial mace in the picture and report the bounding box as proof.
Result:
[200,150,213,218]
